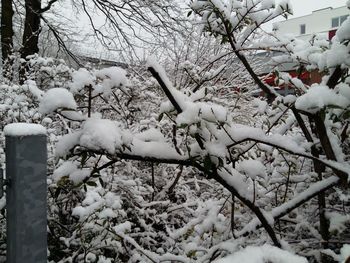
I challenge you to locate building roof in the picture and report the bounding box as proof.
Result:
[253,52,297,75]
[78,55,128,69]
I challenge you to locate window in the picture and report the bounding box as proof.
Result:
[332,17,339,28]
[300,24,306,34]
[332,15,349,28]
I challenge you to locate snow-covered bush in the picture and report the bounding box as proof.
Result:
[0,1,349,263]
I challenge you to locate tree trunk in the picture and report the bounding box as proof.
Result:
[20,0,41,83]
[1,0,14,79]
[22,0,41,58]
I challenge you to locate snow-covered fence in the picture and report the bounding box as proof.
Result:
[3,123,47,263]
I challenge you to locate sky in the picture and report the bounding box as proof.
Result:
[264,0,347,30]
[54,0,348,60]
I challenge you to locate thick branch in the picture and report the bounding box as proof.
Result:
[292,107,313,142]
[219,17,276,101]
[91,152,193,171]
[234,50,276,101]
[148,65,205,149]
[326,66,342,90]
[237,176,339,237]
[148,66,183,113]
[313,115,337,161]
[192,163,282,248]
[40,0,59,13]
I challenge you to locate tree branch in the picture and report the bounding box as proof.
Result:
[192,163,282,248]
[228,136,348,180]
[40,0,59,13]
[326,66,343,90]
[237,176,339,237]
[148,66,183,113]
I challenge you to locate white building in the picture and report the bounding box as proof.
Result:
[273,6,349,40]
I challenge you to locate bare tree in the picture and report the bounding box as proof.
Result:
[2,0,188,81]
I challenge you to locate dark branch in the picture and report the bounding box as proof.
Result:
[228,136,348,180]
[238,176,339,237]
[326,66,343,90]
[148,66,183,113]
[40,0,59,13]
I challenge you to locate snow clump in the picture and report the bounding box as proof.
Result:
[214,244,307,263]
[39,88,77,114]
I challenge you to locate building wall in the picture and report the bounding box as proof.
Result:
[273,6,349,39]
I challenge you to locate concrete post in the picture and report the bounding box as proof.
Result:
[4,123,47,263]
[0,169,3,198]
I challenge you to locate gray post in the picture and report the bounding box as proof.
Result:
[0,169,3,198]
[4,123,47,263]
